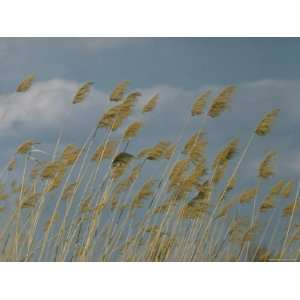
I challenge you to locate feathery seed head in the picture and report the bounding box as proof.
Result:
[208,85,236,118]
[255,109,280,136]
[16,74,35,92]
[110,81,130,101]
[132,179,157,208]
[182,131,207,164]
[168,159,190,190]
[282,200,299,217]
[280,181,294,199]
[114,164,143,194]
[138,140,173,161]
[191,90,210,116]
[142,94,159,113]
[270,180,285,196]
[61,144,81,166]
[45,172,65,192]
[123,121,143,140]
[98,96,138,131]
[91,140,118,162]
[72,81,93,104]
[258,151,277,179]
[260,194,275,212]
[41,160,65,179]
[213,138,239,169]
[16,140,40,154]
[238,187,258,204]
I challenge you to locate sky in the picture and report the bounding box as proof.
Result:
[1,37,300,183]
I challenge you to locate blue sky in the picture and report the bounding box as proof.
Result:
[1,37,300,182]
[2,38,300,91]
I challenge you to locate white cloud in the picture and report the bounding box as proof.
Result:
[1,77,300,179]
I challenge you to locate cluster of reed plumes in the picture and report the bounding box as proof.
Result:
[0,75,298,262]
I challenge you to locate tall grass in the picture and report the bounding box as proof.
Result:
[0,75,297,262]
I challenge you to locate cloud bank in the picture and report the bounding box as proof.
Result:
[0,78,300,180]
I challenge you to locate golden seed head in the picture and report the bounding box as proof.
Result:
[191,90,210,116]
[280,181,294,199]
[98,95,138,131]
[125,91,142,103]
[180,191,211,219]
[132,178,156,208]
[21,192,42,209]
[168,159,190,190]
[91,140,118,162]
[258,151,277,179]
[213,138,239,169]
[282,202,299,217]
[114,164,143,194]
[181,163,206,192]
[110,81,130,102]
[45,172,65,192]
[123,121,143,140]
[269,180,285,195]
[163,144,176,160]
[138,140,173,161]
[259,194,275,212]
[142,94,159,113]
[208,85,236,118]
[61,144,81,166]
[72,81,93,104]
[217,199,237,219]
[255,109,280,136]
[16,74,35,92]
[182,131,207,164]
[226,176,237,191]
[212,160,228,185]
[16,140,40,154]
[238,187,258,204]
[41,160,65,179]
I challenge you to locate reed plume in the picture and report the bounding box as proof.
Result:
[138,140,173,161]
[281,181,294,199]
[16,140,40,154]
[132,179,157,208]
[208,85,235,118]
[258,151,277,179]
[16,75,35,92]
[123,121,143,140]
[255,109,280,136]
[237,187,258,204]
[110,81,130,102]
[72,81,93,104]
[91,140,118,162]
[191,90,210,116]
[142,94,159,113]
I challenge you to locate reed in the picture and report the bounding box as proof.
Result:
[0,78,295,262]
